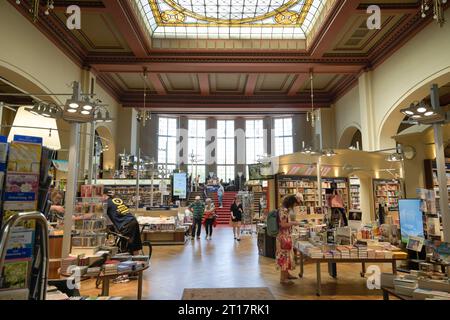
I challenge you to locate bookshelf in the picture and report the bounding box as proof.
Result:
[424,159,450,214]
[105,185,170,207]
[349,177,361,213]
[321,178,350,212]
[373,179,401,212]
[276,176,350,224]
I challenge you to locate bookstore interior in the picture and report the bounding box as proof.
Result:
[0,0,450,302]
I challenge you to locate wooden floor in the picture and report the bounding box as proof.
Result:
[79,226,391,300]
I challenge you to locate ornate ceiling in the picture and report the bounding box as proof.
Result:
[7,0,448,114]
[135,0,329,39]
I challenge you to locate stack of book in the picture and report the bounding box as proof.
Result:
[307,247,324,258]
[384,250,393,259]
[117,261,137,273]
[348,246,358,259]
[323,251,333,259]
[103,262,119,275]
[331,250,341,259]
[367,249,375,258]
[394,278,418,297]
[86,267,101,277]
[61,256,78,274]
[355,244,368,258]
[375,250,386,259]
[337,246,350,258]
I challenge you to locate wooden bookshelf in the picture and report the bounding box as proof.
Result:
[275,175,350,224]
[349,177,361,213]
[373,179,401,212]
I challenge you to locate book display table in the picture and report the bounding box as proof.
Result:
[297,249,407,296]
[62,265,149,300]
[381,286,413,300]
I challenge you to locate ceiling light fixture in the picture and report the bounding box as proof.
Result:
[306,70,319,128]
[421,0,447,26]
[15,0,55,22]
[322,149,337,157]
[137,68,152,127]
[401,99,447,124]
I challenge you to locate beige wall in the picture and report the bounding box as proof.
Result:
[0,1,122,176]
[334,85,360,147]
[334,20,450,151]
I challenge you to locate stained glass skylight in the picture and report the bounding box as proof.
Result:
[135,0,329,40]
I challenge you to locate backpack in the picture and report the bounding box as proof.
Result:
[266,210,280,237]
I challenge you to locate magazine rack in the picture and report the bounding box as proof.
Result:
[0,211,49,300]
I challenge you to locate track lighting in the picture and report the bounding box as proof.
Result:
[401,100,446,124]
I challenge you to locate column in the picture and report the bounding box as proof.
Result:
[293,113,314,152]
[359,176,375,223]
[263,116,272,156]
[116,108,139,156]
[138,115,158,160]
[358,71,377,151]
[178,116,189,172]
[235,117,246,181]
[205,117,217,177]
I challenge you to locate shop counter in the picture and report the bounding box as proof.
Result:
[133,208,186,245]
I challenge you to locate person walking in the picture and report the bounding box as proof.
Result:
[217,183,224,208]
[203,198,216,240]
[188,195,205,240]
[230,196,243,241]
[194,175,200,192]
[277,195,301,285]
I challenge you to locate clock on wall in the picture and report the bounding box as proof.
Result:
[402,145,416,160]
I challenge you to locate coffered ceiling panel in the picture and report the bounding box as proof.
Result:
[160,73,200,93]
[53,11,132,53]
[255,74,296,94]
[301,74,343,92]
[210,74,246,94]
[326,13,407,55]
[111,73,156,92]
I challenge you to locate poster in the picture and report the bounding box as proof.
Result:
[173,172,187,199]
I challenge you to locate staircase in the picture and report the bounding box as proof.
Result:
[188,191,205,203]
[211,191,237,225]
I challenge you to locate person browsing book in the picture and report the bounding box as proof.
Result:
[102,188,142,255]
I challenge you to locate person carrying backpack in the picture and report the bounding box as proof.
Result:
[276,195,301,285]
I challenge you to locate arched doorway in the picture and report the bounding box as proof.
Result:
[378,68,450,149]
[338,125,362,150]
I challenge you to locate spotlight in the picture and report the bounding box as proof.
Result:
[404,110,414,116]
[82,101,93,111]
[41,105,52,117]
[424,111,435,116]
[81,110,91,115]
[323,149,336,157]
[66,99,79,109]
[67,108,77,113]
[417,107,427,113]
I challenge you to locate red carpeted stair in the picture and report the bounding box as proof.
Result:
[212,191,237,225]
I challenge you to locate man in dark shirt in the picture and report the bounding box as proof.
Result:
[102,188,142,254]
[230,197,243,241]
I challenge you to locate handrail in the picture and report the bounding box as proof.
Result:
[0,211,49,301]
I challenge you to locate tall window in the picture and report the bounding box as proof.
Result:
[246,119,264,178]
[158,117,177,175]
[217,120,235,181]
[188,119,206,182]
[273,117,293,156]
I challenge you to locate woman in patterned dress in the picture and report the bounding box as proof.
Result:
[277,195,301,285]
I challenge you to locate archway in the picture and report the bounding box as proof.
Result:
[378,67,450,150]
[338,124,362,149]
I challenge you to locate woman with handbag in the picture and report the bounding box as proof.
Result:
[203,198,216,240]
[277,195,301,285]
